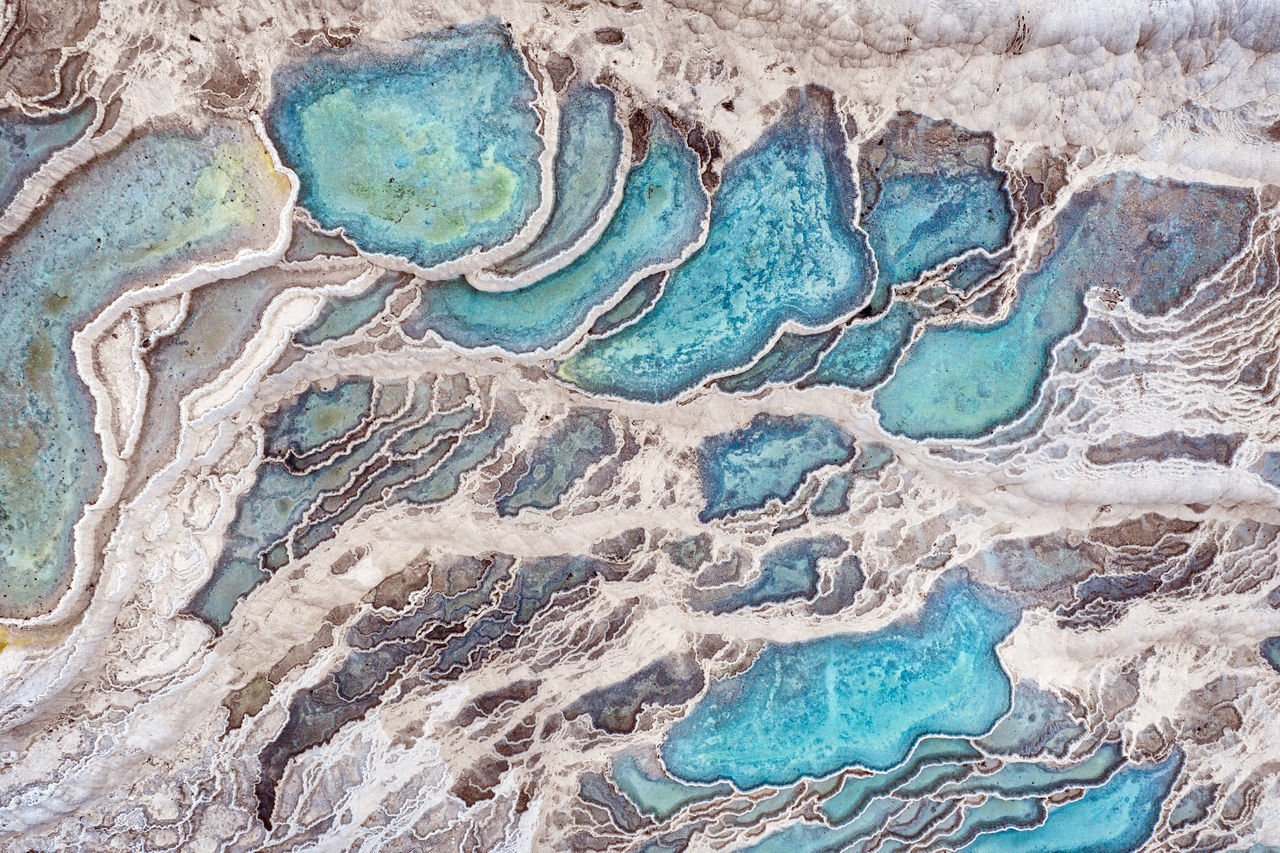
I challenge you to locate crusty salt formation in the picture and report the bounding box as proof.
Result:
[0,2,1279,851]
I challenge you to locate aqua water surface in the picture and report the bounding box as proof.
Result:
[266,19,545,272]
[660,573,1019,787]
[401,114,705,352]
[295,272,408,347]
[697,413,855,522]
[486,82,625,277]
[611,754,732,820]
[959,752,1181,853]
[263,379,374,459]
[588,271,665,337]
[558,86,875,402]
[819,736,982,824]
[713,328,841,394]
[804,300,920,390]
[496,407,614,515]
[875,174,1255,438]
[692,535,847,612]
[1260,636,1280,673]
[858,113,1012,291]
[692,112,1011,396]
[0,124,285,618]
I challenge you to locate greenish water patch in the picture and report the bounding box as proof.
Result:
[970,536,1103,599]
[976,680,1086,758]
[488,82,624,276]
[808,443,893,517]
[263,379,374,459]
[283,220,356,262]
[0,101,94,214]
[810,470,856,516]
[401,115,705,352]
[266,19,545,271]
[938,797,1045,850]
[497,407,614,515]
[558,86,875,402]
[959,753,1181,853]
[940,741,1123,798]
[296,404,518,558]
[740,797,904,853]
[0,124,284,618]
[660,573,1019,788]
[697,413,855,522]
[875,173,1254,439]
[588,271,665,337]
[391,402,521,506]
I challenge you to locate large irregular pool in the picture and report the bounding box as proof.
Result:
[659,573,1020,788]
[266,18,546,273]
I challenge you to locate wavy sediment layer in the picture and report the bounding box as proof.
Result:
[0,2,1279,851]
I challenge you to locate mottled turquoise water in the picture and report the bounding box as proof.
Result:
[959,753,1181,853]
[804,301,919,390]
[266,19,545,272]
[497,407,614,515]
[588,272,665,337]
[857,114,1012,290]
[697,413,855,522]
[402,115,705,352]
[712,115,1010,396]
[820,736,981,824]
[1260,636,1280,672]
[941,741,1123,798]
[488,82,624,276]
[263,379,373,459]
[938,797,1045,850]
[875,174,1255,439]
[740,797,903,853]
[0,101,94,213]
[808,472,853,518]
[661,574,1018,787]
[0,124,284,618]
[714,328,841,394]
[558,86,875,402]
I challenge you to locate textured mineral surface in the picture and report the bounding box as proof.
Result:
[1,0,1280,850]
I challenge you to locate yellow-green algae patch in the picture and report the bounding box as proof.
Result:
[0,122,288,618]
